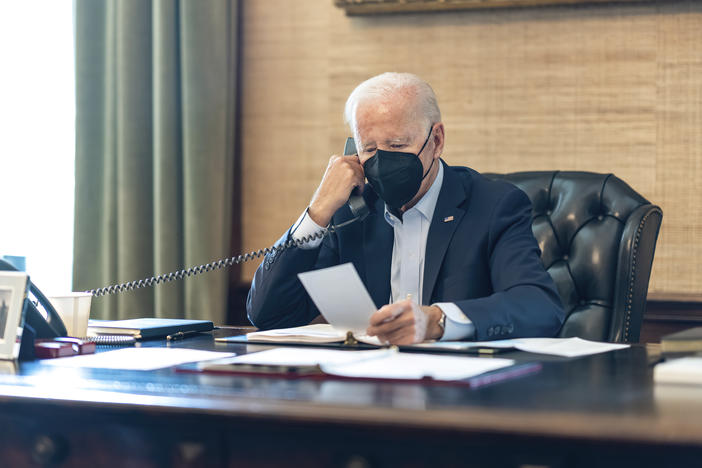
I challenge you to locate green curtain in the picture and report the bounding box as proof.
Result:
[73,0,239,324]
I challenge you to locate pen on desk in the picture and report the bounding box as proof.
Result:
[167,330,200,341]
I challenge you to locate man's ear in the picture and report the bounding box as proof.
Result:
[432,122,445,159]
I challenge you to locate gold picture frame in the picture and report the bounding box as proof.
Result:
[335,0,649,15]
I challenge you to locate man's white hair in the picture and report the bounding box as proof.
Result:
[343,72,441,136]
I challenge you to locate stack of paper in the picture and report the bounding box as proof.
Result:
[245,323,381,346]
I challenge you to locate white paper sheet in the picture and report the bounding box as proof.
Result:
[212,347,514,381]
[322,352,514,381]
[510,337,629,357]
[41,348,235,370]
[298,263,378,334]
[414,337,629,357]
[217,347,389,367]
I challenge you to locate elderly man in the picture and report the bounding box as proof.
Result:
[247,72,564,344]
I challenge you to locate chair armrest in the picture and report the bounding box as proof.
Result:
[610,205,663,342]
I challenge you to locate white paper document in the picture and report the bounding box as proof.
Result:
[323,352,514,381]
[412,337,629,357]
[211,347,514,381]
[41,348,236,371]
[654,357,702,386]
[298,263,378,334]
[509,337,629,357]
[217,347,386,367]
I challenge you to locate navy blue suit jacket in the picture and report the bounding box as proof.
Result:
[247,161,564,340]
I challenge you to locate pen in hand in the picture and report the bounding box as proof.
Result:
[167,330,200,341]
[382,294,414,324]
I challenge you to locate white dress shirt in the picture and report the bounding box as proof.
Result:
[291,162,475,341]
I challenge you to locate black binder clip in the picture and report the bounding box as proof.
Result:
[343,331,358,346]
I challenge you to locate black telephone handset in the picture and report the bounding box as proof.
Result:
[344,137,371,221]
[0,259,68,339]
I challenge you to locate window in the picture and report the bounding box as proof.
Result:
[0,1,75,293]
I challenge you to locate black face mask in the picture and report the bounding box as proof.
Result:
[363,127,435,210]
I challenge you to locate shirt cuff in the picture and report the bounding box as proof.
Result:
[290,208,326,250]
[433,302,475,341]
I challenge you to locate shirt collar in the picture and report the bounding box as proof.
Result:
[384,161,444,226]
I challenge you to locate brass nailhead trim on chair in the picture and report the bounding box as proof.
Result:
[624,209,660,341]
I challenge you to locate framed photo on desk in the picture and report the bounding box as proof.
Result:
[0,272,29,360]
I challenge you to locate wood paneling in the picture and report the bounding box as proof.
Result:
[641,299,702,343]
[239,0,702,298]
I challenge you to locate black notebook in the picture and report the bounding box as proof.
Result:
[87,318,214,339]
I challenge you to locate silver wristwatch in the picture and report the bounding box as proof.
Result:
[437,310,446,338]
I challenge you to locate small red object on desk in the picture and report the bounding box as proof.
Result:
[54,337,97,355]
[34,337,97,359]
[34,342,77,359]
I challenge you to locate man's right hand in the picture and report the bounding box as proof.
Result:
[308,155,365,226]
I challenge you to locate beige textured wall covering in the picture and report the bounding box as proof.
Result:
[240,0,702,297]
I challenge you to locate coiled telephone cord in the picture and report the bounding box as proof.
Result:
[87,217,358,297]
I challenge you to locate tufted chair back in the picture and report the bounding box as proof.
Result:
[484,172,662,343]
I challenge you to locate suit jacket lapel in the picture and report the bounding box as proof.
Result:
[422,162,469,304]
[363,197,393,308]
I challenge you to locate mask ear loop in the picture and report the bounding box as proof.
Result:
[421,157,436,180]
[418,125,436,180]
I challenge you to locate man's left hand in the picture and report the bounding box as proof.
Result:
[366,299,444,345]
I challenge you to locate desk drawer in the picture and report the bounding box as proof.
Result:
[0,402,224,467]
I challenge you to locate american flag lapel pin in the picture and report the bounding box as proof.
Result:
[443,215,454,223]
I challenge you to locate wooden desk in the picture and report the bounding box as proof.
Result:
[0,328,701,468]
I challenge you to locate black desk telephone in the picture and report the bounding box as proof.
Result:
[0,258,67,339]
[3,138,371,341]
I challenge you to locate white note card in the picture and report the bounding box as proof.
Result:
[298,263,378,334]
